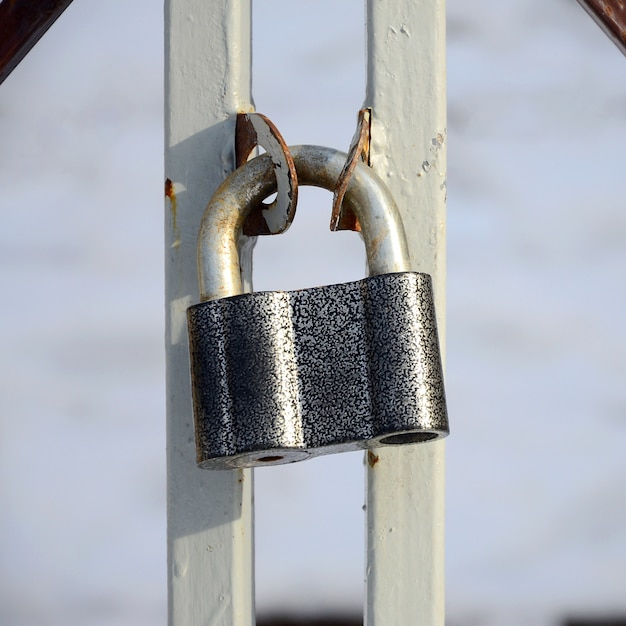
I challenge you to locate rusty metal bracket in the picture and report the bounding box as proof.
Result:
[331,108,372,233]
[577,0,626,56]
[0,0,75,86]
[235,112,298,235]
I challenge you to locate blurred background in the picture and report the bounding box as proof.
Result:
[1,1,626,625]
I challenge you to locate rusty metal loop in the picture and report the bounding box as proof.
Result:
[235,112,298,236]
[331,108,371,233]
[197,144,410,302]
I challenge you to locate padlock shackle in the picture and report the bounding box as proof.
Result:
[197,144,411,302]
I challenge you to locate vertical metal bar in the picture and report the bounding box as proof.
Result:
[164,2,254,625]
[364,0,447,624]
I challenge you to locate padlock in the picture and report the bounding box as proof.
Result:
[187,145,448,469]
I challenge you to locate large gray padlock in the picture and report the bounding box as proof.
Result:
[187,145,448,469]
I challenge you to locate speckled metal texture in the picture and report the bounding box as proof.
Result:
[187,271,448,470]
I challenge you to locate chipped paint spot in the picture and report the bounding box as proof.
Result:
[165,177,181,247]
[367,450,380,468]
[173,558,188,578]
[419,131,447,178]
[431,133,445,150]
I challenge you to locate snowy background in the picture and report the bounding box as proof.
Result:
[1,1,626,625]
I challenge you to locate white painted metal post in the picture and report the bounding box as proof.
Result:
[164,2,254,625]
[365,1,447,625]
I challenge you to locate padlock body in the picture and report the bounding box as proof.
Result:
[187,272,448,469]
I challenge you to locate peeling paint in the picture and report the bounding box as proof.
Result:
[431,132,445,151]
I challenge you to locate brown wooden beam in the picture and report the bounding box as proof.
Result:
[0,0,75,85]
[577,0,626,56]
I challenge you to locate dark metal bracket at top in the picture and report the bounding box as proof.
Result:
[0,0,75,86]
[1,1,623,88]
[577,0,626,56]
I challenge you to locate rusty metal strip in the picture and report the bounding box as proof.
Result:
[236,112,298,235]
[577,0,626,56]
[331,108,371,232]
[0,0,75,86]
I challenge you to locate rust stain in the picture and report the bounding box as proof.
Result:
[165,178,180,247]
[235,112,258,168]
[165,177,176,206]
[367,450,379,468]
[366,226,390,261]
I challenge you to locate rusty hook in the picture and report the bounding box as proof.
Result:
[235,112,298,236]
